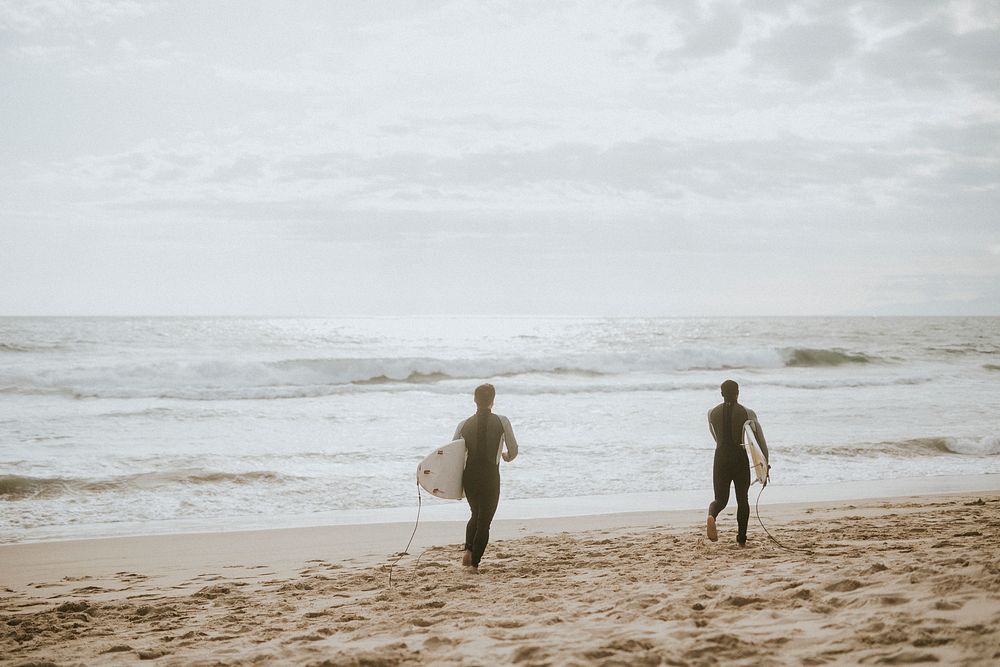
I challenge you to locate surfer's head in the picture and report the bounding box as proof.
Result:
[474,383,495,411]
[721,379,739,403]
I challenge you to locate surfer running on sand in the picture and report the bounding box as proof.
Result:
[453,383,519,570]
[706,380,769,546]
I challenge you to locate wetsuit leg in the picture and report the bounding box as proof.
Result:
[734,454,751,544]
[708,451,733,518]
[467,473,500,566]
[464,487,480,553]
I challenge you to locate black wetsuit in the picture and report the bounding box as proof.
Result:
[708,401,752,544]
[461,410,504,566]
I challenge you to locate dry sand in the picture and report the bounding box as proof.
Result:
[2,491,1000,666]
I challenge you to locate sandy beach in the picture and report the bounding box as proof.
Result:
[3,490,999,666]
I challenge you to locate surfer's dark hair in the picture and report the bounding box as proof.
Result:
[474,383,495,411]
[721,379,739,404]
[474,383,495,459]
[721,380,739,447]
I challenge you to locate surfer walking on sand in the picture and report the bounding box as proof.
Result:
[453,383,518,571]
[706,380,769,547]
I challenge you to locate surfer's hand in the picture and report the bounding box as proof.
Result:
[501,453,511,462]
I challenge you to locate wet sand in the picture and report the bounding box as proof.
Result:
[3,491,1000,665]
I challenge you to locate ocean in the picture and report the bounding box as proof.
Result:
[1,316,998,543]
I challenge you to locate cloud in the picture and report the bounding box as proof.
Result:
[379,113,553,136]
[6,42,74,61]
[750,18,859,82]
[864,17,1000,90]
[660,1,744,60]
[65,127,993,224]
[914,120,1000,158]
[0,0,148,34]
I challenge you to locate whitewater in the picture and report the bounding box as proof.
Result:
[1,316,998,543]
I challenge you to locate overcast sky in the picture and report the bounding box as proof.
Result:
[1,0,998,316]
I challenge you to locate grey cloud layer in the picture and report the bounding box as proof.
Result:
[2,0,998,315]
[69,126,996,227]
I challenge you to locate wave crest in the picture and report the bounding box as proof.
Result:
[0,469,295,501]
[783,348,875,367]
[0,345,891,399]
[804,436,1000,458]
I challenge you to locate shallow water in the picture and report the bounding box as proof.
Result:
[1,316,998,542]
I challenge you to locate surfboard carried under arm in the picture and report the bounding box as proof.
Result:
[742,420,769,486]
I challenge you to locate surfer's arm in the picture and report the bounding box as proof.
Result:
[453,418,467,441]
[747,409,769,462]
[707,409,718,444]
[499,415,518,462]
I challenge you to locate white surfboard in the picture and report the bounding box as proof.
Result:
[742,420,769,486]
[416,439,466,499]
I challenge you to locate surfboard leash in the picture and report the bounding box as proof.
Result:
[387,479,422,588]
[754,485,814,555]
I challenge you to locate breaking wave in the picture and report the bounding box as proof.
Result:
[0,342,63,353]
[804,436,1000,459]
[0,469,298,501]
[0,346,888,400]
[782,348,875,367]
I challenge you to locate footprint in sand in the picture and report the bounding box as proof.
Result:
[416,600,446,609]
[410,617,439,627]
[72,585,111,594]
[879,594,909,606]
[934,600,964,611]
[510,646,549,664]
[100,644,133,654]
[423,635,459,650]
[824,579,865,593]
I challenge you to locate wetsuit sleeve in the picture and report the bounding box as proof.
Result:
[746,409,769,462]
[498,415,518,462]
[453,418,467,441]
[707,409,718,444]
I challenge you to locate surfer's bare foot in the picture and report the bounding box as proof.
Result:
[462,550,472,567]
[706,515,718,542]
[737,536,747,548]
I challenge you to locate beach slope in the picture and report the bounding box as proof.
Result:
[2,492,999,665]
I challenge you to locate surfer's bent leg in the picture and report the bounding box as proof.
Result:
[708,452,732,518]
[734,455,751,545]
[470,474,500,567]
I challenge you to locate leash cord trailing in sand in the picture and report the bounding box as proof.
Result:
[755,485,814,554]
[387,480,422,587]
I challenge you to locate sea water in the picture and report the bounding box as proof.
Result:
[1,317,998,543]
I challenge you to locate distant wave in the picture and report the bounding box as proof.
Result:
[0,342,63,353]
[0,469,297,501]
[782,348,876,367]
[805,436,1000,459]
[984,364,1000,372]
[939,435,1000,456]
[928,345,1000,356]
[0,346,891,400]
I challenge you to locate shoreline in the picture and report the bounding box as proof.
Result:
[3,481,999,588]
[2,489,999,664]
[7,472,1000,546]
